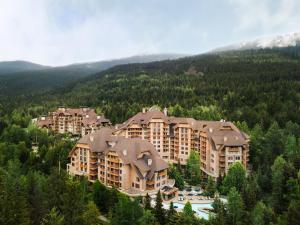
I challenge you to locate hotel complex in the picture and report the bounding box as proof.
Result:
[36,107,111,136]
[114,107,249,178]
[66,106,249,195]
[67,128,173,196]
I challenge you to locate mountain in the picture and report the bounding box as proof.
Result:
[38,46,300,126]
[59,54,186,72]
[0,54,185,96]
[0,60,49,75]
[213,33,300,52]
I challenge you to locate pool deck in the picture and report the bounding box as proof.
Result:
[163,193,214,205]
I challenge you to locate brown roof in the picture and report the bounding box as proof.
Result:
[117,109,169,129]
[36,116,52,127]
[51,107,111,126]
[74,127,168,179]
[202,121,248,149]
[117,108,249,150]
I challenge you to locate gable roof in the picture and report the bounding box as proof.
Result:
[74,127,168,179]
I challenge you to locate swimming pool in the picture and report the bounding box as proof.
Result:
[163,202,213,220]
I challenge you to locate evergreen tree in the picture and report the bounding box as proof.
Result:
[138,210,157,225]
[167,201,176,220]
[186,150,201,185]
[251,202,265,225]
[144,193,152,210]
[183,201,194,217]
[41,207,64,225]
[61,179,85,225]
[211,198,226,225]
[271,156,286,213]
[0,161,31,225]
[222,162,246,194]
[287,199,300,225]
[93,180,110,213]
[26,171,47,225]
[81,201,103,225]
[168,164,184,190]
[205,176,216,198]
[110,197,143,225]
[242,174,260,211]
[227,187,244,225]
[154,190,165,225]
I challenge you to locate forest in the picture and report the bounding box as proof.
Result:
[0,47,300,224]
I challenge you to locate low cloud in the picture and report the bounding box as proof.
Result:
[0,0,299,66]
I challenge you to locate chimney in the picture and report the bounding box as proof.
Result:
[90,136,94,142]
[148,158,152,166]
[85,114,89,118]
[163,107,168,116]
[97,115,101,119]
[224,136,227,142]
[123,149,127,156]
[41,116,46,121]
[82,107,89,112]
[209,128,213,133]
[142,108,146,113]
[58,107,65,112]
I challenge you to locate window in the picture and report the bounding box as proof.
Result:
[136,177,140,182]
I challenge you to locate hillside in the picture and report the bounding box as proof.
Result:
[0,60,49,74]
[0,54,184,96]
[50,47,300,127]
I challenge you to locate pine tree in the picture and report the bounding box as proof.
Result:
[222,162,246,194]
[144,193,152,210]
[93,180,110,213]
[0,161,31,225]
[138,210,157,225]
[211,197,226,225]
[242,174,260,211]
[166,201,176,224]
[111,196,143,225]
[251,202,265,225]
[227,187,244,225]
[183,201,193,217]
[205,176,216,198]
[154,190,165,225]
[41,207,64,225]
[81,201,103,225]
[186,150,201,185]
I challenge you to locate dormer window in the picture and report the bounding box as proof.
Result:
[107,141,116,147]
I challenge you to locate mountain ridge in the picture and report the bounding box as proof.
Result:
[212,32,300,52]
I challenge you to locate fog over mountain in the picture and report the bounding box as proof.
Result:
[0,53,185,76]
[213,33,300,52]
[0,61,50,75]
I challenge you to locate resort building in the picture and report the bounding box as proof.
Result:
[114,107,249,178]
[36,107,111,136]
[67,128,176,197]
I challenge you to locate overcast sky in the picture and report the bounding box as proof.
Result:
[0,0,299,66]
